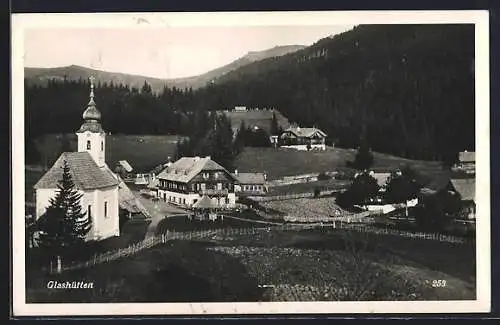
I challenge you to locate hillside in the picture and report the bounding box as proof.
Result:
[202,24,475,162]
[24,45,305,92]
[221,109,291,133]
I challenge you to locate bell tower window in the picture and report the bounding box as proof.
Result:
[87,140,91,150]
[101,141,104,151]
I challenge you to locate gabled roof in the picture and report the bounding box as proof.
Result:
[157,156,236,183]
[192,195,218,209]
[34,152,119,190]
[117,160,133,172]
[233,172,266,184]
[117,175,151,217]
[282,127,327,138]
[459,151,475,163]
[370,172,391,187]
[451,178,475,201]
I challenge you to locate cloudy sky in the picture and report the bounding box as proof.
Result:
[24,25,353,79]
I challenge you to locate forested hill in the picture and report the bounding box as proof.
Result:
[205,24,475,161]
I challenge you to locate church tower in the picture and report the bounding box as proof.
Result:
[76,76,106,167]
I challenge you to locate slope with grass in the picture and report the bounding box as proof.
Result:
[235,147,444,181]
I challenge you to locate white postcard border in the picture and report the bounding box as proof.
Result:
[11,10,491,316]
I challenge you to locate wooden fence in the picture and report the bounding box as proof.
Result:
[52,219,472,275]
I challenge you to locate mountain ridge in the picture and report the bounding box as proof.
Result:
[24,44,306,92]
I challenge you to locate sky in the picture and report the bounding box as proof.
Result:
[24,25,353,79]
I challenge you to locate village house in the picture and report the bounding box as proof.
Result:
[452,151,475,174]
[34,78,120,241]
[114,160,134,181]
[450,177,476,219]
[156,156,238,209]
[279,126,328,151]
[232,170,268,195]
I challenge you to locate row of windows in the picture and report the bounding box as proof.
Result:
[242,185,265,192]
[87,201,109,219]
[86,140,104,151]
[160,181,231,192]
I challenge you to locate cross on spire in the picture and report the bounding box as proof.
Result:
[89,75,96,99]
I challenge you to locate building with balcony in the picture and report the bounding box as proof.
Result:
[156,156,238,209]
[279,126,327,151]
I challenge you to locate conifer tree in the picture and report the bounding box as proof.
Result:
[37,160,92,260]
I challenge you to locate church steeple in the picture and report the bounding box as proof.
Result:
[76,76,106,167]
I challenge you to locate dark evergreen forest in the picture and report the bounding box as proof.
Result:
[24,24,475,163]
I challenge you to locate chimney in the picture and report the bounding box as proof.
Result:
[234,169,238,175]
[205,156,211,160]
[263,172,267,181]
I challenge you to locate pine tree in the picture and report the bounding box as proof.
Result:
[270,112,280,135]
[36,160,92,260]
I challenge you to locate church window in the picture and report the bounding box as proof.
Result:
[87,140,91,150]
[104,201,108,218]
[88,205,92,218]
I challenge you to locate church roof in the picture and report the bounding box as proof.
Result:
[34,152,119,190]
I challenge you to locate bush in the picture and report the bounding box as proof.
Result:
[317,172,331,181]
[313,187,321,198]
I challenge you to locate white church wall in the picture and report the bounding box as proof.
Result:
[77,131,106,167]
[93,186,120,240]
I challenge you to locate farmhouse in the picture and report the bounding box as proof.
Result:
[34,78,121,241]
[279,126,327,151]
[452,151,475,174]
[450,177,476,219]
[114,160,134,181]
[156,156,238,209]
[233,170,268,195]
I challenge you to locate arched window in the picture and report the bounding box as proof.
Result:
[101,141,104,151]
[87,140,91,150]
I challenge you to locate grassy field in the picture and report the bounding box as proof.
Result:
[34,134,181,173]
[26,227,475,303]
[31,134,445,181]
[235,147,445,181]
[267,179,352,196]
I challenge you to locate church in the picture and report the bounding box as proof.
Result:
[33,77,121,241]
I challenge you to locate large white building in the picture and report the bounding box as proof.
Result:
[156,156,238,209]
[33,78,121,241]
[279,126,328,151]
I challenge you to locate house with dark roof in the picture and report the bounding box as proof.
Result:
[34,78,121,241]
[114,160,134,181]
[452,151,475,174]
[232,170,267,195]
[156,156,238,209]
[279,126,327,151]
[450,177,476,219]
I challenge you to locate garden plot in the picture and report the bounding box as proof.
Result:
[208,245,475,301]
[261,197,350,222]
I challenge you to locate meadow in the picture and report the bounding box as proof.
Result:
[26,227,475,303]
[235,147,445,181]
[31,134,445,182]
[33,134,181,173]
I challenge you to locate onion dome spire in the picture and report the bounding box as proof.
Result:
[77,75,104,134]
